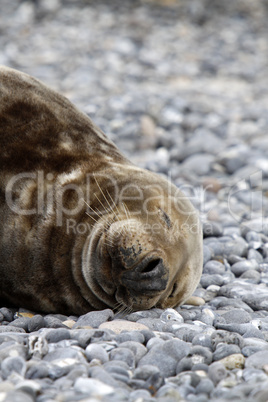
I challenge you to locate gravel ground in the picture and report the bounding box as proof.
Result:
[1,0,268,401]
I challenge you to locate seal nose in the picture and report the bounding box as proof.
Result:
[121,258,168,292]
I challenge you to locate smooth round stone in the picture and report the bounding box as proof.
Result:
[136,318,165,331]
[203,245,213,264]
[1,356,26,380]
[210,330,244,350]
[146,337,165,351]
[209,296,253,313]
[160,308,184,323]
[203,222,223,238]
[203,260,225,275]
[26,362,50,379]
[223,237,248,257]
[43,346,86,364]
[187,346,213,365]
[245,350,268,370]
[73,309,114,329]
[85,344,109,364]
[115,331,145,344]
[0,308,14,322]
[8,317,30,331]
[213,344,241,361]
[0,342,28,363]
[109,347,135,368]
[44,316,68,329]
[208,362,227,385]
[156,383,182,399]
[74,378,114,396]
[243,368,268,383]
[119,341,147,364]
[125,309,162,322]
[217,353,245,370]
[246,231,262,243]
[195,378,214,395]
[231,260,258,277]
[99,320,149,334]
[182,153,215,175]
[139,339,190,377]
[203,241,224,257]
[248,248,263,263]
[175,324,203,342]
[27,315,46,332]
[221,309,252,324]
[200,274,224,288]
[103,364,130,384]
[88,366,122,388]
[133,364,160,381]
[240,269,261,283]
[192,334,213,350]
[44,328,71,343]
[199,309,215,326]
[129,389,153,401]
[0,391,34,402]
[0,326,26,333]
[15,380,41,398]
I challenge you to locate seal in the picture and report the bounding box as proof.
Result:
[0,66,203,315]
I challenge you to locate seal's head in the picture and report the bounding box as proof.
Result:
[82,168,203,312]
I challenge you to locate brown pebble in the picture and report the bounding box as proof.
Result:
[99,320,149,334]
[184,296,205,306]
[62,319,76,329]
[218,354,245,370]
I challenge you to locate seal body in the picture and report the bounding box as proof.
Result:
[0,66,203,315]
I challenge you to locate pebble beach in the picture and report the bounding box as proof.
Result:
[1,0,268,401]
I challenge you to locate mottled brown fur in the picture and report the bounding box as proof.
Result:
[0,66,203,315]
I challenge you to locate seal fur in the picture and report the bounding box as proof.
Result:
[0,66,203,315]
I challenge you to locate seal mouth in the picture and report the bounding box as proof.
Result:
[120,257,168,292]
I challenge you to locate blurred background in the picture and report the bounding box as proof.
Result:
[0,0,268,205]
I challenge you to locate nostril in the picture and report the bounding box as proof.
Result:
[141,258,161,273]
[121,257,168,292]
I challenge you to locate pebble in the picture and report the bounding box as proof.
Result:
[218,353,245,370]
[85,344,109,364]
[0,0,268,400]
[72,309,114,329]
[99,320,149,333]
[245,350,268,370]
[139,339,190,377]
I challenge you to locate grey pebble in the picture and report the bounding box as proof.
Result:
[200,274,224,288]
[245,350,268,370]
[203,222,223,237]
[109,347,135,368]
[213,343,241,361]
[1,391,34,402]
[208,361,227,385]
[8,317,30,331]
[139,339,190,377]
[203,260,225,275]
[221,309,252,324]
[119,341,147,364]
[203,245,213,264]
[1,356,26,380]
[73,308,114,328]
[196,378,214,395]
[43,316,68,329]
[115,331,145,344]
[85,343,109,363]
[231,260,259,277]
[27,315,46,332]
[44,328,70,343]
[0,307,14,322]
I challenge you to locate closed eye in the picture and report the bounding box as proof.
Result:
[160,208,172,229]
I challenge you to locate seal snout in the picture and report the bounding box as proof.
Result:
[121,257,168,292]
